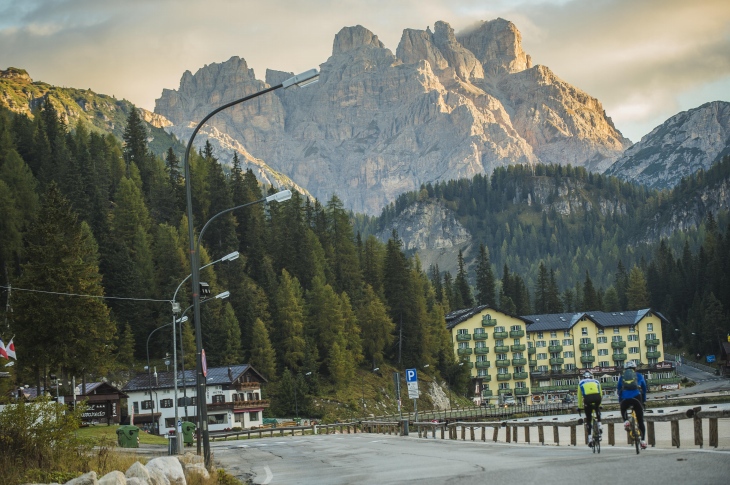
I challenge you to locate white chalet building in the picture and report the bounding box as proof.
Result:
[122,364,268,435]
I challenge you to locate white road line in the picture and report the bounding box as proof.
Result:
[262,465,273,485]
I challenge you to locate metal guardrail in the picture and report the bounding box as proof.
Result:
[665,353,719,375]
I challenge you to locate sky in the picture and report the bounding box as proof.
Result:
[0,0,728,143]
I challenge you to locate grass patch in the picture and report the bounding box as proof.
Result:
[75,424,168,445]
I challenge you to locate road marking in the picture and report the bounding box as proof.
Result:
[262,465,273,484]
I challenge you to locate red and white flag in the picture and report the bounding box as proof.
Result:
[6,338,16,360]
[0,339,7,360]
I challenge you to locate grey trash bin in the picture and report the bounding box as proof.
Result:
[168,434,178,455]
[400,419,409,436]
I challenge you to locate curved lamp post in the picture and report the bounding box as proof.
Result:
[184,68,318,466]
[170,251,237,453]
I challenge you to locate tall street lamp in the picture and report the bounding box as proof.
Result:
[184,68,318,467]
[170,251,238,453]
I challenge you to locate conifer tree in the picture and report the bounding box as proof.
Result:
[534,262,549,313]
[627,265,650,310]
[582,271,600,310]
[13,184,115,377]
[546,269,563,313]
[249,318,277,381]
[357,284,395,365]
[273,270,307,371]
[454,249,474,308]
[475,244,495,306]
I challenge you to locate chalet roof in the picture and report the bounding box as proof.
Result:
[122,364,267,393]
[522,309,669,332]
[445,305,531,330]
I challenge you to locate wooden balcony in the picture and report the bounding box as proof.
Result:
[207,399,270,411]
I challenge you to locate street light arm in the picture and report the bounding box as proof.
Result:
[171,251,239,305]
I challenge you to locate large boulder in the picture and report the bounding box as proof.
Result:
[146,457,185,485]
[98,471,126,485]
[65,471,97,485]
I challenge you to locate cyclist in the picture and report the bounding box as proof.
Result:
[577,370,602,446]
[617,360,648,449]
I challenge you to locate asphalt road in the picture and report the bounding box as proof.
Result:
[211,432,730,485]
[664,363,730,397]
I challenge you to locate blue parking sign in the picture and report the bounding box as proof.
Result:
[406,368,418,383]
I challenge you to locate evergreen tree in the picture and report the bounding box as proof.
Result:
[454,249,474,308]
[627,265,650,310]
[534,262,549,313]
[273,270,307,371]
[474,244,495,306]
[249,318,277,381]
[582,271,600,310]
[357,284,395,366]
[13,184,115,377]
[546,269,563,313]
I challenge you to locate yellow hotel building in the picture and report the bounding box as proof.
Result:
[445,306,679,405]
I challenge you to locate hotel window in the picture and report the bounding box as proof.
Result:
[249,411,259,421]
[475,328,485,335]
[495,326,505,332]
[564,331,571,337]
[141,400,154,410]
[133,402,139,414]
[599,361,610,367]
[160,399,173,409]
[563,338,573,346]
[549,340,560,346]
[515,381,526,388]
[597,336,607,343]
[498,368,508,375]
[629,347,640,354]
[514,338,521,345]
[565,363,576,370]
[597,328,604,334]
[497,353,507,360]
[648,358,658,365]
[498,383,510,390]
[551,331,557,338]
[598,349,608,356]
[478,369,488,377]
[612,335,623,342]
[613,348,624,355]
[538,365,548,372]
[563,351,574,358]
[646,333,656,340]
[613,327,620,334]
[514,366,525,373]
[212,395,225,404]
[459,342,469,349]
[628,334,638,341]
[647,323,654,331]
[528,342,534,349]
[580,337,591,344]
[537,332,543,339]
[475,341,486,348]
[536,341,546,347]
[582,327,588,335]
[629,325,635,333]
[496,339,504,346]
[477,355,488,362]
[537,353,547,360]
[581,350,593,357]
[458,328,468,335]
[511,325,522,331]
[514,352,524,359]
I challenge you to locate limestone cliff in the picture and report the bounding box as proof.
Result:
[154,19,631,214]
[605,101,730,190]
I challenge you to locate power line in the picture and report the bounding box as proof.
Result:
[0,285,170,303]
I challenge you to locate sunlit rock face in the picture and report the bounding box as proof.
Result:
[155,20,629,214]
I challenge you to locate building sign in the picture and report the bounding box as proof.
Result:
[661,384,679,390]
[656,361,674,369]
[80,402,117,423]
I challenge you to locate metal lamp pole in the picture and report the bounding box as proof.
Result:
[184,68,318,467]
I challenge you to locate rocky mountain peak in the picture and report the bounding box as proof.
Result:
[1,67,32,83]
[332,25,385,55]
[456,18,531,76]
[605,101,730,190]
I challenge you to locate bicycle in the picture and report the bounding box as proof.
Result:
[587,406,601,453]
[625,399,642,454]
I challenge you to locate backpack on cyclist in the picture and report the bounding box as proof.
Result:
[622,368,638,390]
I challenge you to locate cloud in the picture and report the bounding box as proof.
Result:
[0,0,728,141]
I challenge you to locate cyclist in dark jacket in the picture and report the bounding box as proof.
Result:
[617,360,648,449]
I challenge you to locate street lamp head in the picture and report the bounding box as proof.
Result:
[305,371,312,376]
[176,315,189,324]
[282,68,319,89]
[214,291,230,300]
[266,189,292,203]
[221,251,240,262]
[423,364,430,368]
[372,367,379,372]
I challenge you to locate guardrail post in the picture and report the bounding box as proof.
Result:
[583,425,589,445]
[493,426,499,442]
[538,425,544,445]
[570,425,576,446]
[671,421,680,448]
[525,426,530,444]
[709,418,718,448]
[470,426,475,441]
[608,423,615,446]
[553,425,559,445]
[461,425,465,441]
[506,426,511,443]
[481,425,486,442]
[693,415,703,448]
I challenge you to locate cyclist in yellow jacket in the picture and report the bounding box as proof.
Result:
[577,371,603,446]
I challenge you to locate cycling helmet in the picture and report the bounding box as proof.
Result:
[625,361,637,369]
[583,371,593,379]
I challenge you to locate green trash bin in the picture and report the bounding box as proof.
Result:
[181,421,196,446]
[116,425,140,448]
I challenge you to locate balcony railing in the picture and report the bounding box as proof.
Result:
[496,360,510,368]
[497,374,512,381]
[578,343,594,351]
[494,345,510,353]
[482,390,494,397]
[493,331,509,339]
[548,345,563,353]
[646,351,662,359]
[235,382,261,390]
[457,348,473,355]
[514,387,530,396]
[498,388,512,395]
[528,347,536,355]
[480,375,492,382]
[511,344,526,352]
[475,347,490,355]
[550,357,564,365]
[456,334,472,342]
[580,356,595,363]
[612,353,627,361]
[513,372,529,380]
[645,338,660,346]
[510,330,525,338]
[475,361,491,369]
[611,341,626,349]
[512,358,527,366]
[529,359,537,366]
[208,399,270,411]
[463,362,474,369]
[473,333,488,341]
[482,317,497,327]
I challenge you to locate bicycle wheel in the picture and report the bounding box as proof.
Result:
[631,415,640,454]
